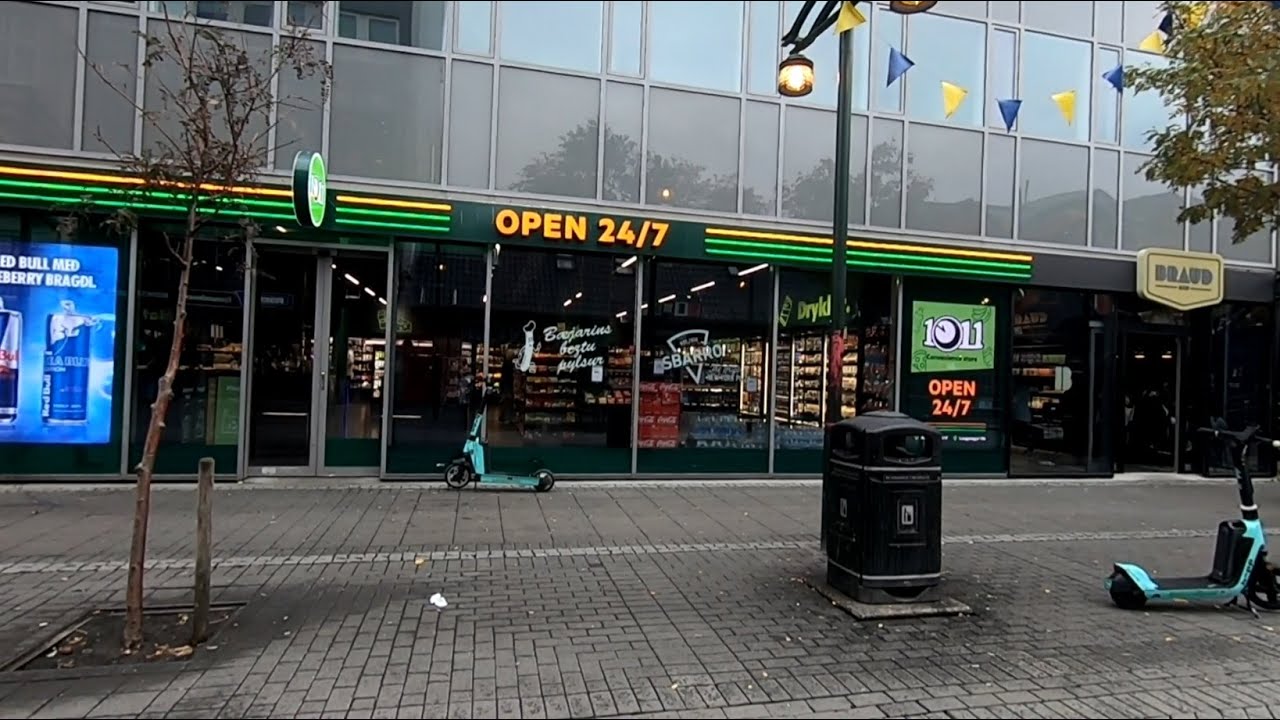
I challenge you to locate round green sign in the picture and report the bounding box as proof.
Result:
[291,151,328,228]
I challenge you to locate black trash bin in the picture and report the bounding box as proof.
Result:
[822,410,942,604]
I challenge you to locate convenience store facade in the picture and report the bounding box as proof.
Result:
[0,158,1274,482]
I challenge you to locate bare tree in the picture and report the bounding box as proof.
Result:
[79,8,329,651]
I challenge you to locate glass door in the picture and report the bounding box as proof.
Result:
[320,251,388,472]
[246,245,321,474]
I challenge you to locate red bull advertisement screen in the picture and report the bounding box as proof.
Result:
[0,241,119,445]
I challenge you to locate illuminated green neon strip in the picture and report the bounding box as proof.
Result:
[335,206,452,223]
[0,177,293,210]
[0,190,294,222]
[335,217,451,234]
[704,245,1032,280]
[705,236,1031,272]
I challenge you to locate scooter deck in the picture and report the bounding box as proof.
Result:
[1147,574,1229,590]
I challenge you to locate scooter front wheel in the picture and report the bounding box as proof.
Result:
[1246,562,1280,611]
[444,459,473,489]
[1108,569,1147,610]
[534,469,555,493]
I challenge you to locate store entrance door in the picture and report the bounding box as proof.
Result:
[245,245,388,476]
[1118,332,1181,473]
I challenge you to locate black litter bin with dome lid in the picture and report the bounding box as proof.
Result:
[822,410,943,604]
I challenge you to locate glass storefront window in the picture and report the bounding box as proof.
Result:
[1010,288,1111,476]
[486,249,636,474]
[129,226,243,474]
[386,243,487,473]
[773,270,894,473]
[1198,304,1274,477]
[637,259,770,474]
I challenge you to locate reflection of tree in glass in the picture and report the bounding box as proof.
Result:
[510,119,743,212]
[781,141,932,224]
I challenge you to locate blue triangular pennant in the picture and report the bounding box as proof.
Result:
[997,98,1022,131]
[886,47,914,87]
[1102,64,1124,92]
[1158,11,1174,36]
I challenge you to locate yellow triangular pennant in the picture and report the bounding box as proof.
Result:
[835,1,867,33]
[941,82,968,119]
[1139,30,1166,53]
[1051,90,1077,126]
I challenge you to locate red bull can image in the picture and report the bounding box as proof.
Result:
[0,299,19,424]
[42,300,93,425]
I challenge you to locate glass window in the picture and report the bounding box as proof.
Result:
[1023,2,1092,37]
[337,1,445,50]
[131,227,244,474]
[638,259,770,474]
[446,60,493,189]
[649,1,744,93]
[1121,152,1181,250]
[990,1,1019,23]
[1218,171,1273,264]
[150,0,274,26]
[286,0,324,29]
[487,249,635,474]
[985,133,1015,238]
[456,0,493,55]
[1188,184,1211,252]
[773,270,895,473]
[1020,31,1092,142]
[1122,51,1179,151]
[1011,289,1110,475]
[386,244,487,473]
[83,11,138,155]
[781,108,868,225]
[987,29,1016,130]
[496,68,600,199]
[142,23,271,161]
[1094,47,1121,144]
[1096,1,1122,44]
[747,1,780,96]
[609,0,642,75]
[869,118,903,228]
[936,1,986,19]
[603,82,642,203]
[1092,148,1120,248]
[0,2,77,149]
[871,9,904,112]
[329,46,444,183]
[499,1,602,73]
[646,88,740,213]
[1018,139,1088,246]
[901,283,1007,474]
[1124,0,1163,48]
[743,101,780,216]
[905,124,981,236]
[781,0,870,110]
[274,40,325,171]
[905,13,984,127]
[1199,305,1274,477]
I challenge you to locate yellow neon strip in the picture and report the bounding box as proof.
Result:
[705,226,1034,263]
[0,164,290,198]
[336,194,452,212]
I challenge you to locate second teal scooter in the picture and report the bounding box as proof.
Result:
[1105,418,1280,615]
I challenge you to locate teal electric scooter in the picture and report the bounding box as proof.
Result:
[439,391,555,492]
[1106,418,1280,615]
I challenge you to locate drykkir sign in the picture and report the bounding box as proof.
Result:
[1136,248,1224,311]
[0,241,119,444]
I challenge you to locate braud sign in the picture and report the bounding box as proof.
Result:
[1136,248,1224,311]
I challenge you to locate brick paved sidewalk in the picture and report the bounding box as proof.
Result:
[2,480,1280,719]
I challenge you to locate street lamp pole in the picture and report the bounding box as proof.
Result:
[779,1,936,427]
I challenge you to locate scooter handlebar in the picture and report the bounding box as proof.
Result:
[1194,425,1279,448]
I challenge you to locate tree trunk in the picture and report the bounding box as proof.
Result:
[191,456,214,646]
[123,229,197,651]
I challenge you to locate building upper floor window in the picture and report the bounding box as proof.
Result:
[498,0,603,73]
[148,1,273,27]
[336,1,445,51]
[649,1,744,93]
